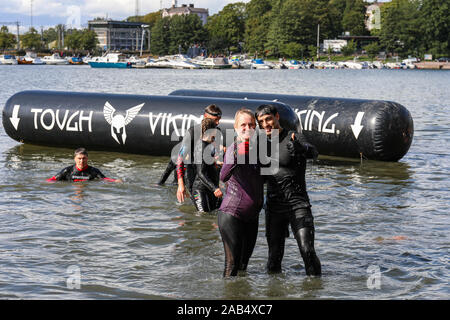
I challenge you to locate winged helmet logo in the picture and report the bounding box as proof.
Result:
[103,101,144,144]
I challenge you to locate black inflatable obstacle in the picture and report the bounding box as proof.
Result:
[170,90,414,161]
[2,90,299,156]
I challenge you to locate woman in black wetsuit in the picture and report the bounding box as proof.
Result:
[218,108,265,277]
[190,118,223,212]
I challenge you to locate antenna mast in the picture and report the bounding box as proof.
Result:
[30,0,34,29]
[135,0,140,17]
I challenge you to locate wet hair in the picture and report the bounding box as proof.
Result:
[255,104,278,119]
[204,104,222,117]
[74,147,88,157]
[234,108,256,128]
[201,117,217,136]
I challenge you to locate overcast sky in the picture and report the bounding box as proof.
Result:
[0,0,251,32]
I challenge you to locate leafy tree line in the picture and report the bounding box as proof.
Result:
[144,0,448,59]
[0,25,98,52]
[1,0,447,58]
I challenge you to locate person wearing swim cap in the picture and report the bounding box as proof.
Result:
[255,104,321,276]
[218,108,264,277]
[190,118,223,212]
[47,148,123,183]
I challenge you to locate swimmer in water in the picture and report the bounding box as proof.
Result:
[256,104,321,276]
[190,118,223,212]
[47,148,123,183]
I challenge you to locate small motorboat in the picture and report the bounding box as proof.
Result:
[17,57,33,65]
[0,54,18,65]
[67,57,84,65]
[42,53,69,65]
[88,53,131,68]
[23,52,45,65]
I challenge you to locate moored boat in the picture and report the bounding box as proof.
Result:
[0,54,18,65]
[23,52,45,65]
[42,53,69,65]
[88,53,132,68]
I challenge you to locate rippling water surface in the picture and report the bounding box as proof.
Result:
[0,65,448,299]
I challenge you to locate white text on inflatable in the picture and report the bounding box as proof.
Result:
[148,112,203,137]
[30,108,93,132]
[294,108,339,134]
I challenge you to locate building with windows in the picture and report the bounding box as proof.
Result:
[162,1,209,25]
[88,19,148,51]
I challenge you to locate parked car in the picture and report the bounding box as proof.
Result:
[437,57,450,62]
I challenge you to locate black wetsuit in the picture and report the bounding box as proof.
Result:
[190,140,222,212]
[158,124,223,191]
[50,165,107,181]
[157,160,178,185]
[264,129,321,276]
[155,124,202,188]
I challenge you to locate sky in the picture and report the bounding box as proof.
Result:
[0,0,251,33]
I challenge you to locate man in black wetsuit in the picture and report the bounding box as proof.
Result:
[47,148,122,183]
[256,104,321,276]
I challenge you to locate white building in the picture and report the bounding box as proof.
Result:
[162,1,209,25]
[323,39,348,53]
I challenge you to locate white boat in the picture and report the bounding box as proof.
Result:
[165,55,200,69]
[23,51,44,65]
[191,56,231,69]
[88,53,131,68]
[385,62,402,69]
[283,60,302,69]
[42,53,69,65]
[0,54,18,65]
[127,55,148,68]
[343,61,364,69]
[146,57,173,68]
[251,59,272,70]
[401,58,417,69]
[314,61,340,69]
[371,61,385,69]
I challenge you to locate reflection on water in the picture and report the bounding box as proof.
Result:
[0,67,448,299]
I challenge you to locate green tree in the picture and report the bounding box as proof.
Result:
[364,41,380,59]
[281,42,305,59]
[328,0,347,36]
[341,39,356,56]
[264,0,283,57]
[419,0,450,57]
[79,29,99,51]
[65,29,98,51]
[206,2,246,53]
[0,26,17,50]
[168,14,207,54]
[127,11,162,30]
[379,0,422,57]
[342,0,368,36]
[42,27,58,46]
[150,16,170,55]
[21,27,42,50]
[65,29,82,50]
[244,0,273,54]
